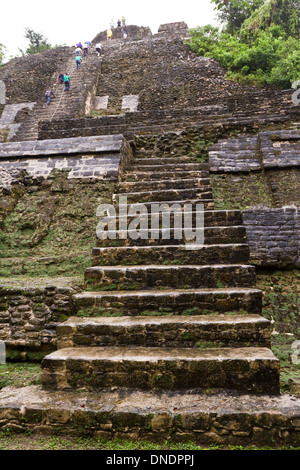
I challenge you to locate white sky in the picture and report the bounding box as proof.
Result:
[1,0,219,61]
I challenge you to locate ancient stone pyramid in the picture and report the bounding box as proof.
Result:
[0,22,300,446]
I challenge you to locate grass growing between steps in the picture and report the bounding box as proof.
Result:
[0,432,299,450]
[211,170,300,211]
[0,363,41,389]
[211,173,274,211]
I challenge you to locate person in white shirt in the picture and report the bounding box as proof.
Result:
[95,43,103,57]
[83,42,89,57]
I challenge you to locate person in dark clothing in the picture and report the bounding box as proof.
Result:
[57,72,64,84]
[45,88,55,106]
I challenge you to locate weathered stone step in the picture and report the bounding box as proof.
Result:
[117,178,211,193]
[127,160,208,169]
[113,188,213,203]
[96,226,247,247]
[115,199,215,213]
[123,170,210,181]
[84,264,256,290]
[57,315,271,350]
[73,287,263,316]
[101,209,244,230]
[12,53,101,142]
[125,157,209,169]
[41,346,280,394]
[2,385,300,445]
[91,244,250,266]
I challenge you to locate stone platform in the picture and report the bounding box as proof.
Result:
[0,135,129,185]
[1,385,300,446]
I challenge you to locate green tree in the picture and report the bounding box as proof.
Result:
[241,0,300,40]
[211,0,265,33]
[20,28,52,55]
[187,22,300,88]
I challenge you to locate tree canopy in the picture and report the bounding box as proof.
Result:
[241,0,300,39]
[211,0,266,33]
[19,28,52,55]
[187,0,300,89]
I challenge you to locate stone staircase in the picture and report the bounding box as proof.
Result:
[40,146,280,399]
[11,50,101,142]
[2,134,300,445]
[2,24,300,445]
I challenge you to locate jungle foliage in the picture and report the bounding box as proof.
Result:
[188,0,300,89]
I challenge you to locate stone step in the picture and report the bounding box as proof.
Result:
[73,287,262,316]
[114,199,215,213]
[101,209,244,229]
[96,226,247,247]
[91,244,250,266]
[2,386,300,445]
[127,159,208,168]
[84,264,257,290]
[113,188,213,203]
[41,346,280,394]
[12,54,100,142]
[123,170,210,181]
[117,178,211,193]
[57,315,271,350]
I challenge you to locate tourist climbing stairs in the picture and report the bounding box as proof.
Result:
[12,49,101,142]
[41,145,280,396]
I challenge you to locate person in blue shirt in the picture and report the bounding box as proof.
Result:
[64,74,70,91]
[75,55,81,70]
[57,72,64,84]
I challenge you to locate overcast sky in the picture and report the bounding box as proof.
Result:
[1,0,219,61]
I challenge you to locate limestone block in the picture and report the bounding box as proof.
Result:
[94,96,109,111]
[121,95,139,113]
[158,22,188,33]
[0,102,36,141]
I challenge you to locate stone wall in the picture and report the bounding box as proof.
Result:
[38,104,293,142]
[209,129,300,173]
[94,37,247,113]
[0,135,130,189]
[210,129,300,267]
[0,282,78,360]
[243,208,300,267]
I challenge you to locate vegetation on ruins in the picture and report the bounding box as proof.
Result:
[188,0,300,89]
[18,28,52,55]
[0,44,7,66]
[211,0,266,33]
[18,28,65,56]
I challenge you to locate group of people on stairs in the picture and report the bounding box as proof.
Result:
[44,38,95,106]
[107,16,128,40]
[45,17,128,107]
